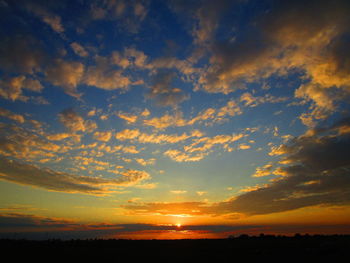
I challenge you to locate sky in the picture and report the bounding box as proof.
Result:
[0,0,350,240]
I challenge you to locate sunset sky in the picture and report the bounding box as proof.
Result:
[1,0,350,239]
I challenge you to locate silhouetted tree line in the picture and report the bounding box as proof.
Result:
[1,234,349,261]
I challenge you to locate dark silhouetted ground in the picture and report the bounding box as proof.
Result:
[1,235,349,261]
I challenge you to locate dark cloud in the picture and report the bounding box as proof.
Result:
[0,76,44,102]
[327,34,350,78]
[168,0,232,44]
[89,0,148,34]
[147,70,189,107]
[0,157,151,195]
[261,0,350,43]
[0,213,77,229]
[0,35,47,74]
[198,0,350,104]
[1,212,349,239]
[0,212,264,239]
[58,108,97,133]
[124,117,350,216]
[217,117,350,215]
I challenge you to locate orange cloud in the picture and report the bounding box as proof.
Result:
[59,108,97,133]
[117,112,138,123]
[46,59,84,98]
[0,157,151,195]
[0,107,25,123]
[93,131,113,142]
[0,76,43,102]
[70,42,89,57]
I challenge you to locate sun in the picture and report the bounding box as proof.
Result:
[176,223,182,228]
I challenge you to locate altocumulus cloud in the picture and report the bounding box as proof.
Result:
[0,157,151,195]
[124,117,350,216]
[197,0,350,126]
[214,117,350,215]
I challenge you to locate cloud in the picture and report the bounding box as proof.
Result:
[187,101,243,126]
[73,156,111,168]
[45,59,84,98]
[111,47,148,69]
[0,213,77,229]
[0,125,64,161]
[70,42,89,57]
[196,0,350,109]
[168,0,231,46]
[269,144,289,156]
[294,84,335,111]
[0,157,151,195]
[148,56,196,76]
[137,132,194,144]
[115,129,141,140]
[135,158,156,166]
[164,149,206,162]
[87,109,97,117]
[198,33,271,93]
[112,51,132,69]
[93,131,113,142]
[124,47,148,68]
[143,112,187,129]
[46,133,81,143]
[240,92,288,108]
[140,109,150,117]
[143,100,243,129]
[192,0,230,45]
[238,144,251,150]
[122,201,214,217]
[187,108,216,125]
[30,96,50,105]
[0,108,25,123]
[89,0,148,34]
[0,35,46,74]
[117,112,138,123]
[252,163,274,178]
[219,117,350,215]
[25,3,64,34]
[294,83,342,127]
[115,129,203,144]
[127,117,350,216]
[146,70,189,107]
[121,145,140,154]
[170,190,187,194]
[58,108,97,133]
[0,212,268,240]
[216,101,242,118]
[0,76,43,102]
[83,56,132,91]
[184,133,245,154]
[2,212,348,239]
[133,2,147,21]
